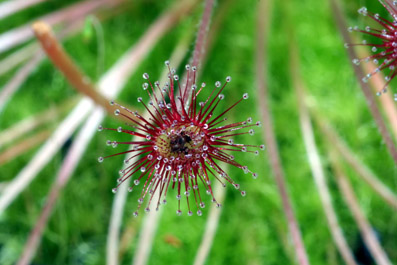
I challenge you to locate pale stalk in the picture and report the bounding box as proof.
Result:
[330,0,397,163]
[256,0,310,264]
[32,22,131,120]
[0,130,50,166]
[0,98,75,150]
[0,0,47,20]
[180,0,214,108]
[0,98,92,214]
[0,17,91,113]
[0,43,38,76]
[354,40,397,138]
[15,1,193,262]
[330,152,392,265]
[311,112,397,209]
[192,179,226,265]
[130,32,192,265]
[0,0,123,54]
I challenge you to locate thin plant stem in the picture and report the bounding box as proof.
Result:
[128,2,231,258]
[191,0,214,68]
[189,3,233,264]
[289,32,358,265]
[130,201,162,265]
[127,3,228,260]
[0,98,75,149]
[131,7,227,259]
[256,1,310,265]
[192,179,226,265]
[0,18,84,112]
[0,52,44,113]
[312,112,397,210]
[0,98,92,214]
[330,0,397,163]
[0,0,183,220]
[130,32,192,265]
[0,6,113,77]
[0,43,38,76]
[17,1,196,264]
[181,0,214,106]
[0,130,50,166]
[0,0,47,20]
[32,22,133,121]
[200,0,234,74]
[329,151,393,265]
[353,38,397,138]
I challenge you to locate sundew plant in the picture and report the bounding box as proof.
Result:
[0,0,396,265]
[98,64,264,217]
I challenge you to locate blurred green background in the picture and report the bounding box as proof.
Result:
[0,0,396,264]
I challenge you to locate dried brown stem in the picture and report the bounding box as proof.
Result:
[312,112,397,210]
[329,152,392,265]
[256,1,310,264]
[16,184,62,265]
[330,0,397,163]
[32,21,132,122]
[289,33,358,265]
[1,14,86,110]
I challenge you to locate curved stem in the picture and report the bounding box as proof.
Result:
[256,1,310,264]
[330,153,392,265]
[181,0,214,106]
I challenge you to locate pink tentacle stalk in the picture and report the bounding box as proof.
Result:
[98,62,265,216]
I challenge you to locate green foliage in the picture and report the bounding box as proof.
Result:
[0,0,396,264]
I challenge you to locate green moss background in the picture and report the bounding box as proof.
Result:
[0,0,396,264]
